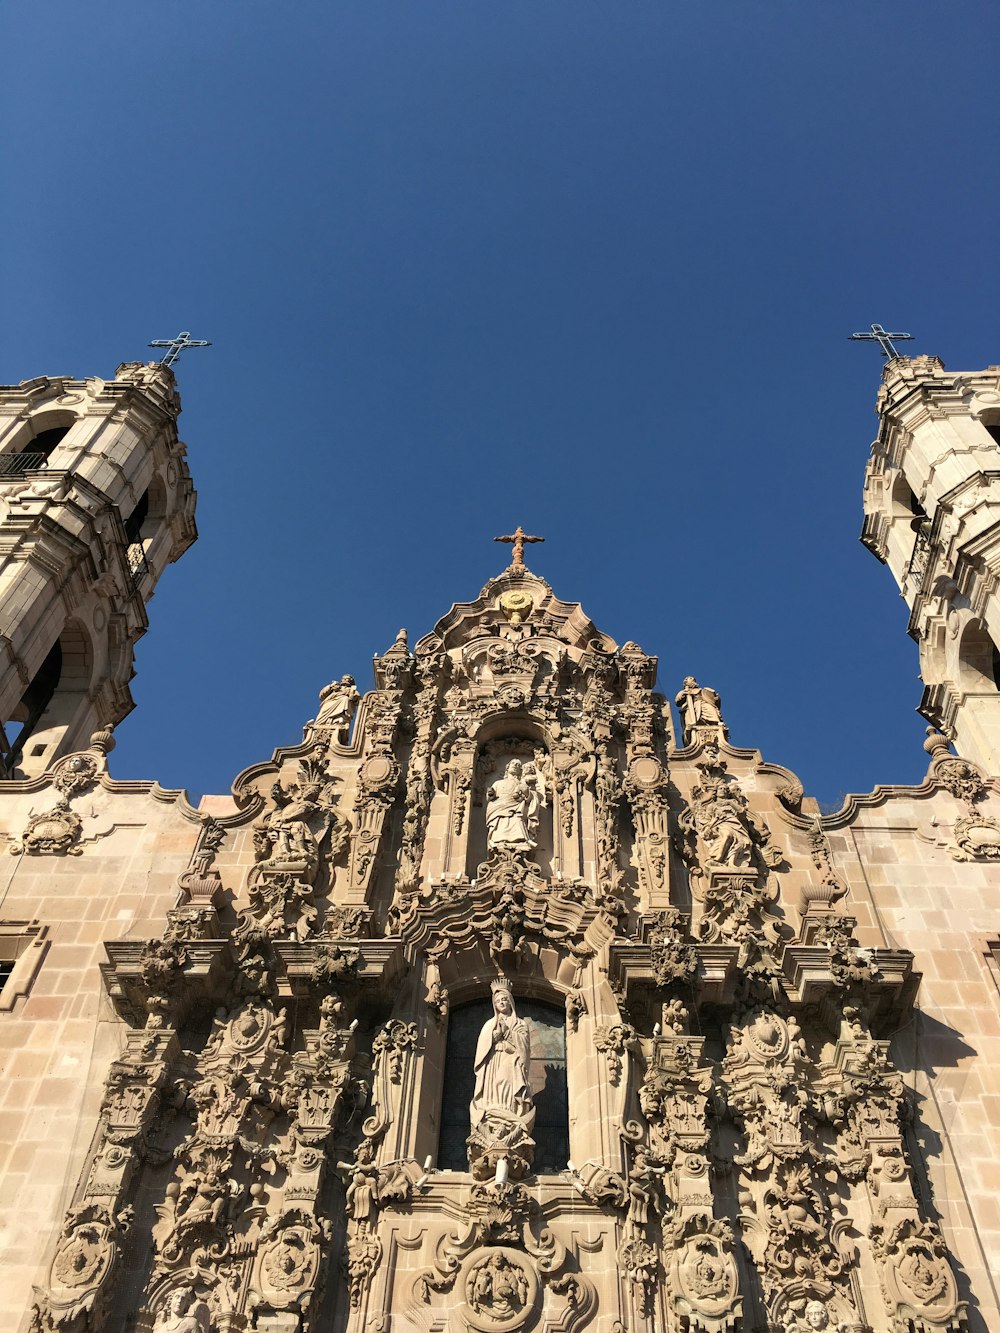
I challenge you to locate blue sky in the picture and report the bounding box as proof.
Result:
[3,2,998,807]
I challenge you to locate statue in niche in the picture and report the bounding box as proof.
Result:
[675,677,727,745]
[485,758,544,854]
[467,980,536,1179]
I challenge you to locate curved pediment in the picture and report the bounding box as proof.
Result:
[415,568,619,657]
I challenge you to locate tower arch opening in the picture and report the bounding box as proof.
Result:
[957,618,1000,693]
[890,470,927,521]
[122,472,167,586]
[1,621,94,778]
[0,414,73,477]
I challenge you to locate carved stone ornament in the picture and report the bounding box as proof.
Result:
[10,796,83,856]
[51,751,101,798]
[256,1209,323,1310]
[347,1230,382,1308]
[594,1022,638,1084]
[33,1203,127,1332]
[940,755,989,803]
[951,811,1000,860]
[871,1217,963,1330]
[463,1248,538,1332]
[668,1212,741,1333]
[372,1019,418,1082]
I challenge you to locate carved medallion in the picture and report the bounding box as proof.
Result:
[952,812,1000,860]
[359,754,399,793]
[463,1248,538,1332]
[51,1223,113,1291]
[499,589,534,624]
[670,1215,741,1328]
[875,1219,960,1324]
[259,1225,318,1301]
[627,755,664,790]
[10,798,83,856]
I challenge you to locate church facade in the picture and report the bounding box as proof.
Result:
[0,357,998,1333]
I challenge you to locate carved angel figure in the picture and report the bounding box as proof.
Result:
[470,982,534,1131]
[155,1287,211,1331]
[485,759,538,853]
[783,1298,833,1331]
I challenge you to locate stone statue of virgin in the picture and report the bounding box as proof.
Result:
[470,980,534,1130]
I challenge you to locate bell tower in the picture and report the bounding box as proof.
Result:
[0,360,197,778]
[862,353,1000,771]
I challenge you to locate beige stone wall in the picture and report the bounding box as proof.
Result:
[830,787,1000,1331]
[0,778,199,1333]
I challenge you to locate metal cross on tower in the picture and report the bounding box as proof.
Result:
[147,331,212,367]
[494,525,544,571]
[849,323,914,359]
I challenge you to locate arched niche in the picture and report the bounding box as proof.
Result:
[437,993,569,1175]
[978,409,1000,448]
[467,723,555,877]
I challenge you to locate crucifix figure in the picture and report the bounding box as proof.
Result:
[848,323,913,360]
[147,331,212,367]
[494,525,544,572]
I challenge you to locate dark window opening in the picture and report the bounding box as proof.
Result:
[30,426,70,461]
[123,489,150,545]
[438,997,568,1174]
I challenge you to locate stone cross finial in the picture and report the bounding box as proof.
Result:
[494,526,544,571]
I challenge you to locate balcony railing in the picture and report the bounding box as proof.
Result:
[0,452,47,478]
[126,542,151,588]
[905,523,931,590]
